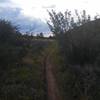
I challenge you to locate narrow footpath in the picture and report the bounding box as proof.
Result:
[46,57,62,100]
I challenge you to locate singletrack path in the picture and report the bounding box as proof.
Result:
[46,58,62,100]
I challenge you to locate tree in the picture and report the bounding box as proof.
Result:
[36,32,44,38]
[40,32,44,38]
[47,10,91,36]
[0,19,19,43]
[0,19,22,67]
[48,10,100,100]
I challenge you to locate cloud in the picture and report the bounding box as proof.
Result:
[42,5,56,9]
[0,0,16,8]
[0,7,21,19]
[0,0,9,3]
[0,7,50,34]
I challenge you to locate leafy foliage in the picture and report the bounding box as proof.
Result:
[0,19,49,100]
[48,10,100,100]
[47,10,91,36]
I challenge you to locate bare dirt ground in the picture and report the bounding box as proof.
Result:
[46,58,62,100]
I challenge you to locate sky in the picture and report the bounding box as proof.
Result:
[0,0,100,34]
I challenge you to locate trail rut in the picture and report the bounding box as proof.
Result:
[46,58,62,100]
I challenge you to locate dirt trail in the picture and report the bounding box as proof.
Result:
[46,58,62,100]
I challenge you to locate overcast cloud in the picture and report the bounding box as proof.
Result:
[0,0,100,34]
[0,0,9,2]
[0,6,50,34]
